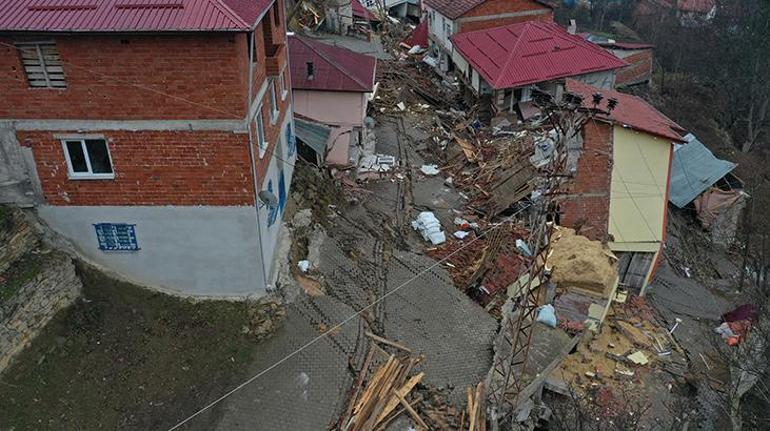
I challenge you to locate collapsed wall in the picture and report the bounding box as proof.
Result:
[0,207,82,372]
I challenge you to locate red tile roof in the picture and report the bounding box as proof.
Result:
[288,35,376,93]
[424,0,552,20]
[0,0,272,32]
[351,0,380,22]
[565,79,686,142]
[402,20,428,48]
[452,21,627,90]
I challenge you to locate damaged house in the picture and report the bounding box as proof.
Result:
[560,79,687,294]
[670,133,746,245]
[0,0,295,297]
[423,0,554,72]
[583,35,655,88]
[289,35,377,167]
[450,21,626,119]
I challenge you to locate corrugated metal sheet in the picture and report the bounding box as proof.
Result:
[451,21,627,90]
[566,79,686,142]
[0,0,272,31]
[295,118,331,156]
[288,35,376,92]
[424,0,552,19]
[669,133,737,208]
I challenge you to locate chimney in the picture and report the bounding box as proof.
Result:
[306,62,315,80]
[568,19,577,35]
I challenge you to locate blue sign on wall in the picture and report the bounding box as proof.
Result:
[278,169,287,215]
[267,179,278,227]
[94,223,139,251]
[286,124,296,157]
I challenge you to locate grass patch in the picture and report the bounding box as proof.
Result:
[0,263,280,430]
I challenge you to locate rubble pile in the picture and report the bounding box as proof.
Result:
[373,60,459,112]
[549,226,618,298]
[427,223,532,304]
[547,299,687,407]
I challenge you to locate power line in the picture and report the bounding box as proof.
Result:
[166,204,532,431]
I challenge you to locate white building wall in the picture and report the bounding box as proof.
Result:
[258,114,296,284]
[426,6,455,52]
[39,205,266,297]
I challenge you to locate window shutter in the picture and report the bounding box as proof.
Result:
[17,42,66,88]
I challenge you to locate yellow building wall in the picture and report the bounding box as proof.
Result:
[608,126,672,253]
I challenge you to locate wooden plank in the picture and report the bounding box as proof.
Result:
[365,331,412,353]
[376,372,424,424]
[395,391,429,430]
[341,346,377,429]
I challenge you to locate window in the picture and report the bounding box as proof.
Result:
[255,107,267,158]
[62,138,114,179]
[16,41,66,88]
[269,80,279,123]
[445,21,452,38]
[94,223,139,252]
[279,69,288,100]
[306,62,315,80]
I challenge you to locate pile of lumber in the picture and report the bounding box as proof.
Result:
[463,382,487,431]
[342,354,427,430]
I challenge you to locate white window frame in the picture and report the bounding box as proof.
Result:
[269,79,279,124]
[255,106,267,158]
[279,69,288,100]
[61,138,115,180]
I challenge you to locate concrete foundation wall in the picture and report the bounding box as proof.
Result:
[38,205,267,297]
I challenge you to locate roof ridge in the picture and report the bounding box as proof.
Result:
[550,23,628,66]
[299,36,371,90]
[210,0,250,28]
[493,21,535,88]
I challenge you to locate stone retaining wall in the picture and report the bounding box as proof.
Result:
[0,208,82,372]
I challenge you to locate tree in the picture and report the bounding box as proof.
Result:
[705,0,770,153]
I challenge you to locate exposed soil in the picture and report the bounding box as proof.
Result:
[0,263,285,431]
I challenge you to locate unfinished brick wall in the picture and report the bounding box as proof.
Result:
[560,120,613,241]
[20,130,256,206]
[615,49,653,87]
[0,33,250,120]
[457,0,553,33]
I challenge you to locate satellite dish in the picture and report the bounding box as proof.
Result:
[258,190,278,209]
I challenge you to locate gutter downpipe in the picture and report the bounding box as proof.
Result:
[246,29,271,293]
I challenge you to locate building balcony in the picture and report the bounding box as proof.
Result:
[265,43,287,76]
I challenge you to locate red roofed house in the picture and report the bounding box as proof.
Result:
[0,0,295,297]
[560,80,686,294]
[451,21,626,117]
[583,35,655,88]
[423,0,554,72]
[289,35,377,167]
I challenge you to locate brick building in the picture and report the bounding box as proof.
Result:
[561,80,686,294]
[0,0,295,297]
[585,37,655,88]
[423,0,553,72]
